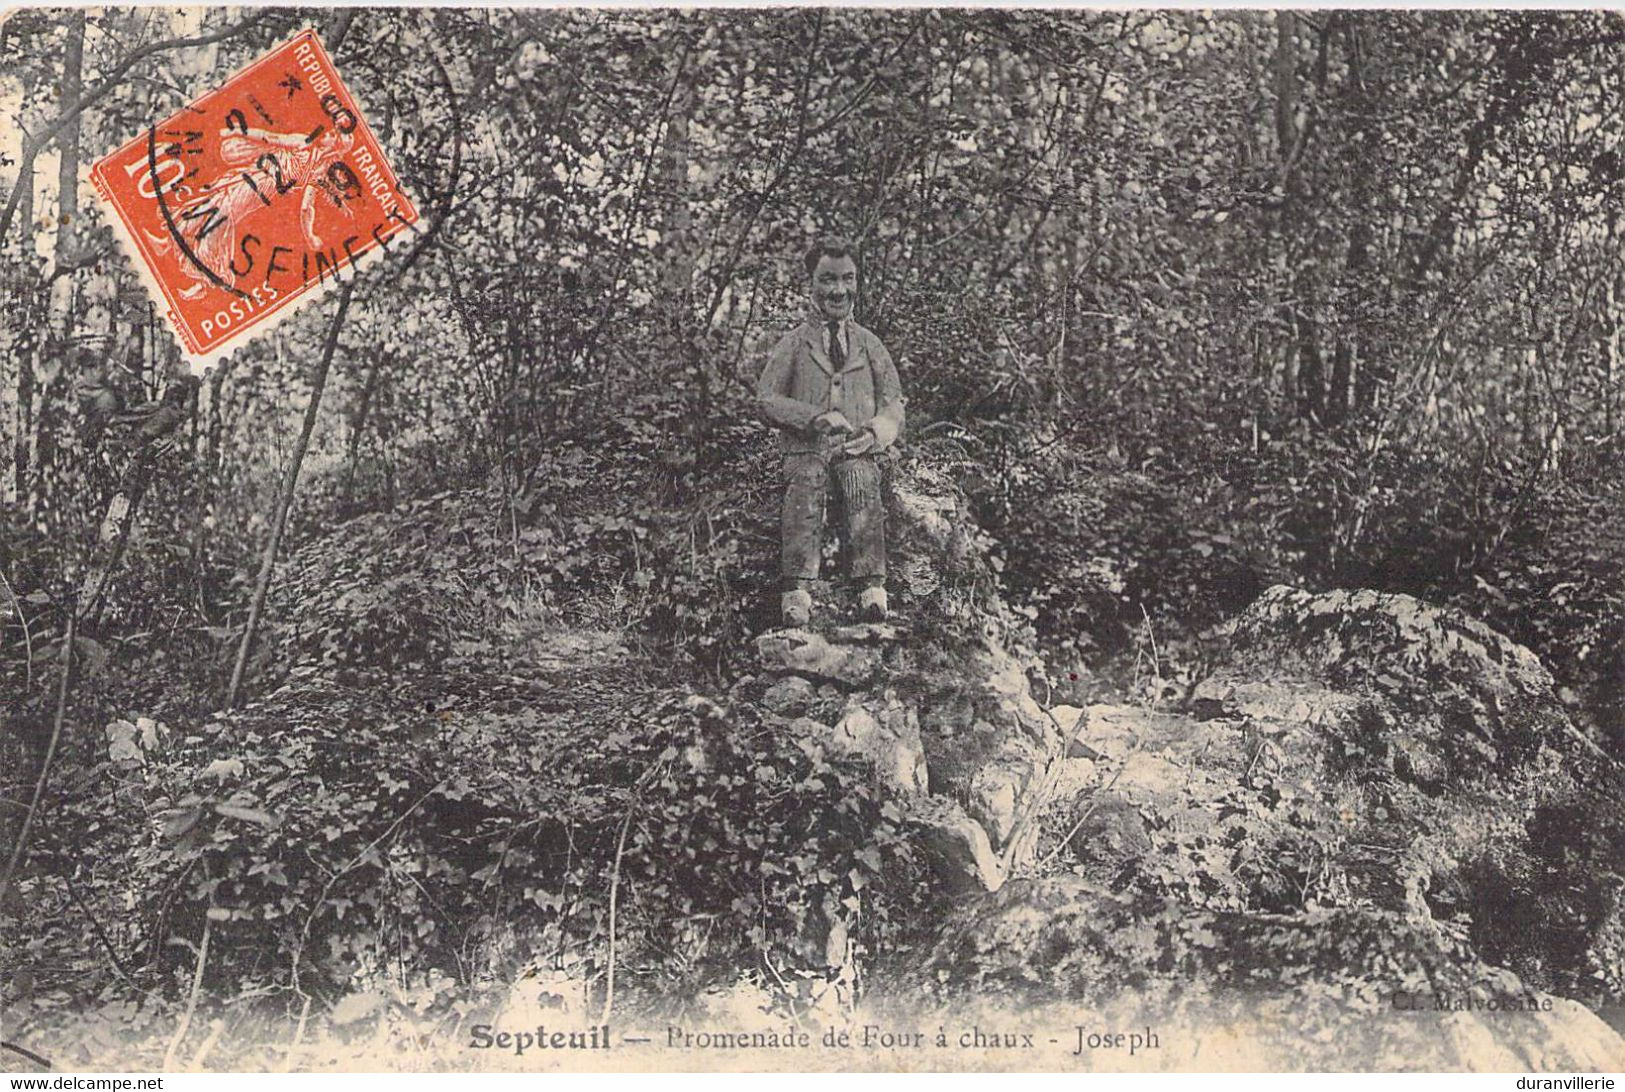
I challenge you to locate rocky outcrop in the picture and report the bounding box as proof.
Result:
[740,457,1625,1065]
[1211,584,1578,781]
[752,620,1064,892]
[1196,586,1625,1004]
[891,583,1625,1061]
[747,464,1074,894]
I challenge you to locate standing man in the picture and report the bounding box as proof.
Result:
[757,235,905,626]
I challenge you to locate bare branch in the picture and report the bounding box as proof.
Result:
[0,10,277,245]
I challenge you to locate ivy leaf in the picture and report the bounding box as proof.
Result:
[215,803,279,828]
[106,720,143,764]
[201,758,246,782]
[161,807,204,842]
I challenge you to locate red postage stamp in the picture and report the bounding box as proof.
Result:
[91,29,418,367]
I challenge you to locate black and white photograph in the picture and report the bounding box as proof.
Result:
[2,4,1624,1075]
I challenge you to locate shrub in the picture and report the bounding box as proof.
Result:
[59,683,928,1011]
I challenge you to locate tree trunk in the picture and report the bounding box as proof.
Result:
[26,13,87,519]
[657,29,699,473]
[1607,209,1620,442]
[12,267,36,503]
[340,351,389,515]
[225,285,354,709]
[190,358,233,607]
[1297,284,1326,424]
[1272,14,1307,421]
[1273,13,1298,160]
[16,142,34,242]
[54,12,85,280]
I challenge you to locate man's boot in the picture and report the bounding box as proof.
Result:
[859,585,887,622]
[782,588,813,627]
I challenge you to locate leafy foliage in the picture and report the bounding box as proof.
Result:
[15,680,926,1016]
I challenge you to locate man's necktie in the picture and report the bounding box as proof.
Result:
[827,321,845,370]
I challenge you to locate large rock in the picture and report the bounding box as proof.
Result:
[753,623,1067,892]
[888,462,988,605]
[760,675,816,716]
[909,641,1067,854]
[1041,585,1625,1009]
[1210,584,1575,779]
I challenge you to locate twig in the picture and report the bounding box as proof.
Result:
[760,952,808,1030]
[1,1041,51,1069]
[281,996,311,1075]
[0,565,34,691]
[600,802,637,1027]
[186,1018,226,1072]
[1037,763,1126,871]
[163,910,213,1070]
[600,759,666,1026]
[1242,735,1267,784]
[226,282,354,708]
[63,872,142,990]
[1139,603,1163,701]
[1,604,75,900]
[997,667,1113,876]
[998,747,1068,875]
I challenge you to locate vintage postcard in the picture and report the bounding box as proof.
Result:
[1,5,1623,1077]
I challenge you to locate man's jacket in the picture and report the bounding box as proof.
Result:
[756,317,905,455]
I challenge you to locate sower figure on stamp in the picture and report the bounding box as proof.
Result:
[757,235,905,627]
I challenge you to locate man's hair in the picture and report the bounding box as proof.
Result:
[803,234,859,277]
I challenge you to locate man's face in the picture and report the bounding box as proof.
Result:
[809,254,858,321]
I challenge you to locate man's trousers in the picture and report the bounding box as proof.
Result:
[780,451,885,587]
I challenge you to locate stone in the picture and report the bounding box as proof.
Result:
[1024,588,1625,1010]
[1050,755,1098,799]
[777,696,928,799]
[829,622,905,643]
[964,737,1047,850]
[1048,704,1087,736]
[967,765,1021,845]
[784,716,825,741]
[827,695,929,797]
[908,794,1005,893]
[1223,584,1569,775]
[981,646,1055,745]
[1068,795,1152,865]
[755,628,881,686]
[682,693,726,719]
[917,643,1064,798]
[761,676,816,717]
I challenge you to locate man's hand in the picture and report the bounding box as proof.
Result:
[841,428,877,456]
[811,410,854,437]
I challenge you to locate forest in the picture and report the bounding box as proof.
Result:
[2,6,1625,1072]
